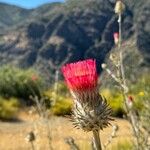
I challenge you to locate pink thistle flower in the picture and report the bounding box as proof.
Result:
[61,59,112,132]
[113,32,119,45]
[61,59,98,92]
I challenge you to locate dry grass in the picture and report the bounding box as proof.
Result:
[0,111,132,150]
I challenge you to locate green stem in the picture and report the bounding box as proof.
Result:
[118,12,140,149]
[93,130,102,150]
[118,13,127,92]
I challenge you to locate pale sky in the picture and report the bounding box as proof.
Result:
[0,0,65,9]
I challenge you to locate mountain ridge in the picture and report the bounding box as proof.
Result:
[0,0,149,81]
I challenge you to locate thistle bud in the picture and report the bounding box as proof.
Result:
[127,95,134,108]
[101,63,107,69]
[113,32,119,45]
[114,1,125,14]
[62,59,113,132]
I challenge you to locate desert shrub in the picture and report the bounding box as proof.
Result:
[130,74,150,101]
[101,89,125,117]
[44,84,72,116]
[110,140,133,150]
[0,97,20,120]
[0,65,43,100]
[125,74,150,113]
[44,81,69,97]
[55,81,69,96]
[101,74,150,117]
[51,96,73,116]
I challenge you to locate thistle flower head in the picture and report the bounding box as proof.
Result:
[62,59,113,132]
[62,59,98,92]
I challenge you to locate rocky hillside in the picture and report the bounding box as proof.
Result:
[0,2,62,33]
[0,3,30,33]
[0,0,149,80]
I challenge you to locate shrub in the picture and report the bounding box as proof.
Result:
[130,74,150,111]
[51,97,73,116]
[0,65,43,100]
[0,97,20,120]
[101,74,150,117]
[110,140,133,150]
[44,86,73,116]
[101,89,125,117]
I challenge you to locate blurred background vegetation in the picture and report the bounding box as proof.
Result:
[0,0,149,126]
[0,64,149,120]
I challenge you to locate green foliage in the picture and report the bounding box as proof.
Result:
[130,74,150,99]
[101,89,125,117]
[140,98,150,136]
[110,140,133,150]
[127,74,150,150]
[128,74,150,112]
[44,82,72,116]
[0,97,20,120]
[101,74,150,118]
[0,65,43,99]
[53,81,69,96]
[51,96,73,116]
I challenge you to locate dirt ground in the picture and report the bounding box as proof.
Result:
[0,112,132,150]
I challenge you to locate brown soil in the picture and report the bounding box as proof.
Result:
[0,112,132,150]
